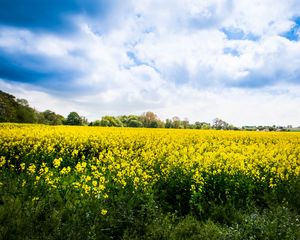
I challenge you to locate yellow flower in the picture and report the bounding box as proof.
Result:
[27,164,36,175]
[86,176,91,182]
[53,158,62,168]
[22,180,26,187]
[60,166,71,175]
[103,193,109,199]
[20,163,26,171]
[0,156,6,168]
[75,162,86,173]
[101,209,108,215]
[92,181,98,187]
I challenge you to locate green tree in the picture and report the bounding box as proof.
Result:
[100,116,123,127]
[16,104,37,123]
[0,91,40,123]
[212,118,230,130]
[165,119,172,128]
[91,120,101,126]
[172,116,181,128]
[0,91,17,122]
[194,121,211,129]
[118,115,142,127]
[127,119,143,127]
[65,112,83,125]
[140,111,161,128]
[81,116,89,126]
[182,118,190,129]
[0,91,38,123]
[38,110,65,125]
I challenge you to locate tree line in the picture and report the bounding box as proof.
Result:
[89,113,236,130]
[0,91,86,125]
[0,90,295,131]
[0,90,235,129]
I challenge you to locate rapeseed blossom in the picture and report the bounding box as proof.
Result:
[0,123,299,201]
[101,209,108,215]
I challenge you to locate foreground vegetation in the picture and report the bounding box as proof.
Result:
[1,124,300,239]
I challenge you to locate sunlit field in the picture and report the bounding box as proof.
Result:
[1,124,300,239]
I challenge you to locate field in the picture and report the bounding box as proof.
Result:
[1,124,300,239]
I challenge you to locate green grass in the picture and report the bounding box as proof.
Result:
[1,173,300,240]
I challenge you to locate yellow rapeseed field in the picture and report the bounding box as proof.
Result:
[1,123,299,203]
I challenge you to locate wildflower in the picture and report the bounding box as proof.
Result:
[27,164,36,175]
[75,162,86,173]
[60,166,71,175]
[20,163,26,171]
[86,176,91,182]
[101,209,108,215]
[22,180,26,187]
[92,181,98,187]
[0,156,6,168]
[53,158,62,168]
[103,193,109,199]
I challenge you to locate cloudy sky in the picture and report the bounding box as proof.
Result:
[0,0,300,126]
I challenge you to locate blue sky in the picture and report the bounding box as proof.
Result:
[0,0,300,126]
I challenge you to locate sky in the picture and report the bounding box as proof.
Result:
[0,0,300,127]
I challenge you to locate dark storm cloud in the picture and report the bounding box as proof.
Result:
[0,48,85,93]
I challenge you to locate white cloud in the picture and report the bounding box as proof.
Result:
[0,0,300,126]
[2,79,299,127]
[223,0,296,36]
[154,85,300,127]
